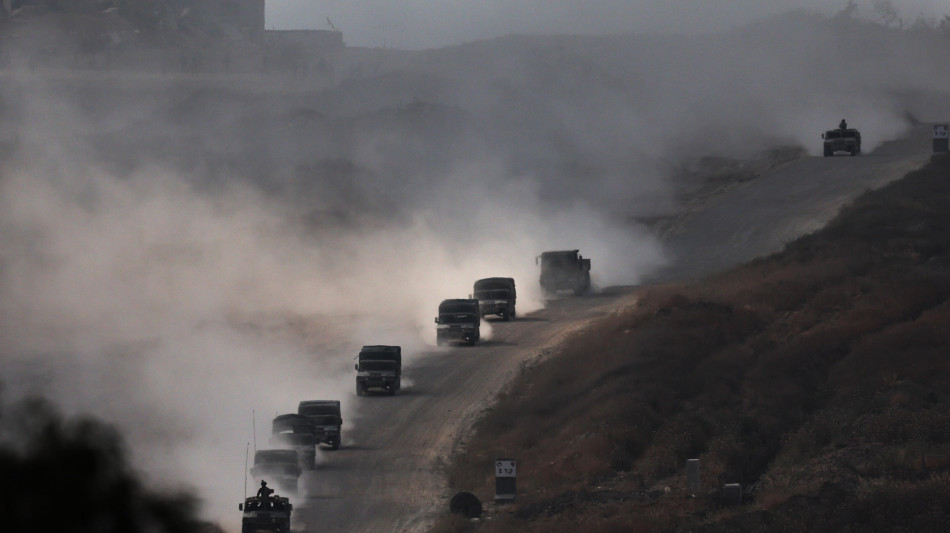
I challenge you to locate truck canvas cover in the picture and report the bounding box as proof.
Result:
[358,345,401,364]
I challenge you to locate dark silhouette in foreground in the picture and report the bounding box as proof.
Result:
[0,393,207,533]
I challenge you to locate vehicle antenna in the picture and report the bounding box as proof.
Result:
[252,410,257,452]
[244,442,250,499]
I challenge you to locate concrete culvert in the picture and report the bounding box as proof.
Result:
[450,492,482,518]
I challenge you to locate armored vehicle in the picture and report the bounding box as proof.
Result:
[355,345,402,396]
[271,414,317,469]
[473,277,516,321]
[239,494,292,533]
[435,299,480,346]
[297,400,342,450]
[537,250,591,296]
[249,450,301,493]
[822,127,861,156]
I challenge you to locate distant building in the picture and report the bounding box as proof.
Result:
[234,1,346,52]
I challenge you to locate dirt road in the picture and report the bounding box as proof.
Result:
[649,126,936,282]
[295,288,638,532]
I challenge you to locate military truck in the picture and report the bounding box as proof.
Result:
[355,345,402,396]
[239,493,292,533]
[297,400,342,450]
[822,127,861,156]
[435,298,480,346]
[473,277,516,321]
[249,450,301,493]
[537,250,591,296]
[271,414,317,469]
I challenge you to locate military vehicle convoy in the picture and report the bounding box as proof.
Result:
[239,493,292,533]
[236,252,594,533]
[822,121,862,156]
[473,277,517,321]
[297,400,342,450]
[355,345,402,396]
[271,414,317,469]
[537,250,591,296]
[249,450,302,493]
[435,298,480,346]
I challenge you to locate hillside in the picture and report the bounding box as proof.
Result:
[437,152,950,532]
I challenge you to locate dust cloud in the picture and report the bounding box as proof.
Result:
[2,7,950,529]
[0,77,661,525]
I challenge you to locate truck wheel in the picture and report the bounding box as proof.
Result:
[501,310,510,321]
[329,436,340,450]
[356,383,364,396]
[824,147,832,157]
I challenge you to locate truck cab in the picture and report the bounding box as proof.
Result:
[249,449,302,493]
[239,494,292,533]
[297,400,343,450]
[473,277,516,321]
[271,414,317,469]
[355,345,402,396]
[435,298,480,346]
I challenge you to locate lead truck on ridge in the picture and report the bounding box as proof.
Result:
[822,120,861,156]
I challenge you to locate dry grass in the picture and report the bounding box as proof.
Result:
[431,154,950,532]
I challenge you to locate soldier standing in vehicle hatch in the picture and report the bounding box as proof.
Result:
[839,119,848,129]
[257,480,274,499]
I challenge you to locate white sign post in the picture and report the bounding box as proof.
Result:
[934,125,949,153]
[494,458,516,503]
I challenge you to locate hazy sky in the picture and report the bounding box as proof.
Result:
[265,0,949,49]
